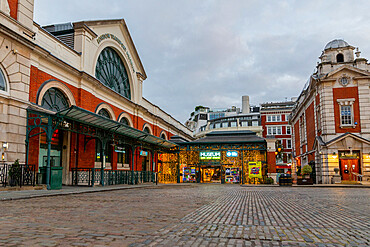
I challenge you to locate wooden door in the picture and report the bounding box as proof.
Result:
[340,159,360,180]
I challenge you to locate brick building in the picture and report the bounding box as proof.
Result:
[0,0,192,188]
[290,39,370,184]
[260,100,295,179]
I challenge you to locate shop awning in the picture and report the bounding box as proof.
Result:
[50,105,177,149]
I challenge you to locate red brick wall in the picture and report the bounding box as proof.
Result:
[305,102,315,153]
[7,0,18,20]
[294,121,300,156]
[333,87,361,133]
[267,151,276,173]
[29,66,175,172]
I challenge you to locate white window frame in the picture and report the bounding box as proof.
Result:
[0,65,10,96]
[287,139,292,149]
[266,115,281,122]
[267,126,282,135]
[337,98,355,128]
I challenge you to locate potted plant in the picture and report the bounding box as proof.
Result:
[8,159,21,186]
[297,165,313,185]
[302,165,312,178]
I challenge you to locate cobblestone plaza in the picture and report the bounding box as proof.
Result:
[0,185,369,246]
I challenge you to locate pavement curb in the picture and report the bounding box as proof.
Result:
[240,184,370,188]
[0,183,194,201]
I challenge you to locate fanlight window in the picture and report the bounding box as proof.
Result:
[95,47,131,100]
[120,117,130,126]
[143,127,150,134]
[41,88,69,112]
[160,134,166,140]
[0,68,6,91]
[98,108,111,119]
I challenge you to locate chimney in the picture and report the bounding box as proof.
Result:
[242,95,250,114]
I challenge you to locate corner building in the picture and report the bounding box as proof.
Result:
[0,1,192,187]
[290,39,370,184]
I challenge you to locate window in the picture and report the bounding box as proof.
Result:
[267,126,282,135]
[287,139,292,149]
[41,88,69,112]
[96,47,131,100]
[337,98,355,127]
[117,145,129,165]
[252,121,259,126]
[95,140,112,163]
[316,107,321,130]
[160,133,167,140]
[267,115,281,122]
[300,115,306,142]
[241,121,248,127]
[98,108,111,119]
[221,122,228,128]
[0,68,6,91]
[286,126,291,135]
[120,117,130,126]
[336,53,344,63]
[230,121,237,127]
[143,126,151,133]
[215,122,221,128]
[340,105,352,125]
[209,112,225,120]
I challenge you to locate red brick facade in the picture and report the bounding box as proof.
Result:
[29,66,173,171]
[333,87,361,133]
[7,0,18,20]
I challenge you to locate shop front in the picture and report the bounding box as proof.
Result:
[161,131,267,184]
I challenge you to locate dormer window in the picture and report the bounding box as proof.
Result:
[336,53,344,63]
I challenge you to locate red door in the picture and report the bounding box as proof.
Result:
[340,159,360,180]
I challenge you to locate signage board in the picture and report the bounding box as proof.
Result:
[248,161,262,179]
[199,151,221,160]
[226,151,238,157]
[114,146,126,153]
[140,150,148,156]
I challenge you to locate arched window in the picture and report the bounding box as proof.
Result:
[41,87,69,112]
[337,53,344,63]
[160,133,167,140]
[98,108,111,119]
[120,117,129,126]
[95,47,131,100]
[0,68,6,91]
[143,127,150,134]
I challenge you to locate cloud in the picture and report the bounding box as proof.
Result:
[34,0,370,123]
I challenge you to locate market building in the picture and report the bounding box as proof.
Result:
[0,0,192,188]
[290,39,370,184]
[158,131,267,184]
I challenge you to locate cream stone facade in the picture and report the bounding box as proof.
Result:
[0,0,192,174]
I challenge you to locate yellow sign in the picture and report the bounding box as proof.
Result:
[248,161,262,179]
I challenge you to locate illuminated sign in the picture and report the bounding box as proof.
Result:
[226,151,238,157]
[248,161,262,179]
[199,151,221,160]
[140,150,148,156]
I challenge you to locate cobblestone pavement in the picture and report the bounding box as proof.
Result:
[0,185,369,246]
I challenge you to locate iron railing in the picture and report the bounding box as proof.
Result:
[0,163,36,188]
[71,168,154,186]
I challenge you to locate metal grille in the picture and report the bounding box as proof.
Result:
[95,47,131,100]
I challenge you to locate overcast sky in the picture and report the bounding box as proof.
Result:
[34,0,370,123]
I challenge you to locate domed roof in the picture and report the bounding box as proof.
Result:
[324,39,350,50]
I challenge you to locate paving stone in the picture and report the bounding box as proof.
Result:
[0,185,369,246]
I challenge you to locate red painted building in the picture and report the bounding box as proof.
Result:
[260,101,295,178]
[290,39,370,184]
